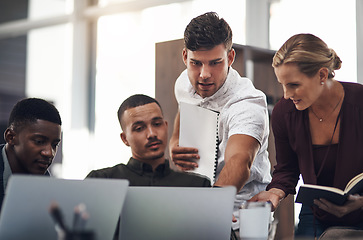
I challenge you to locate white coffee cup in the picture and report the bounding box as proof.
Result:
[239,202,271,240]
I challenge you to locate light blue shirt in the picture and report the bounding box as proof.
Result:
[2,146,12,192]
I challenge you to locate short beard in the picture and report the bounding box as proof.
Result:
[149,151,165,161]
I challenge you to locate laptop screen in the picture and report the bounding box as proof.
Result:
[119,186,236,240]
[0,175,129,240]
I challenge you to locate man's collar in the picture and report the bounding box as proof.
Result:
[127,157,171,175]
[2,144,51,176]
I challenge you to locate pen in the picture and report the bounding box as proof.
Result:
[49,201,68,233]
[73,203,86,230]
[78,211,89,230]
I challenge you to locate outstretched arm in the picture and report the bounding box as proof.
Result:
[214,134,260,191]
[249,188,286,211]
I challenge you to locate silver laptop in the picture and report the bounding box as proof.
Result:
[119,186,236,240]
[0,175,129,240]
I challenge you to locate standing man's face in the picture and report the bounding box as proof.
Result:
[183,44,235,98]
[120,103,168,167]
[5,119,61,174]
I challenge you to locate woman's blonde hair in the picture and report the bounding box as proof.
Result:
[272,33,342,79]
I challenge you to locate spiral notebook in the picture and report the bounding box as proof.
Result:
[179,102,219,183]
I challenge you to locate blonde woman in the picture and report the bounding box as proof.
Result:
[250,33,363,238]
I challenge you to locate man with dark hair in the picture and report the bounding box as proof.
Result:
[169,12,271,228]
[87,94,210,187]
[117,94,162,131]
[183,12,233,52]
[1,98,62,208]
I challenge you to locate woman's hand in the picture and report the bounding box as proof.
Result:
[248,188,286,211]
[313,194,363,218]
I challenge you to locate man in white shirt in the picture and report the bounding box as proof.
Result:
[169,12,271,228]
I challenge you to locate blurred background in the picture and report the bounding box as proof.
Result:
[0,0,361,231]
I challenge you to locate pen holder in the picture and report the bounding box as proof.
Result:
[59,230,96,240]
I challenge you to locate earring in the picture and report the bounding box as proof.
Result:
[321,82,325,85]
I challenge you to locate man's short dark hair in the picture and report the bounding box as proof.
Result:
[8,98,62,131]
[117,94,162,130]
[184,12,233,51]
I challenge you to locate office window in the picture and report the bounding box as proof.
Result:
[98,0,134,6]
[29,0,73,20]
[93,0,247,171]
[270,0,357,82]
[1,0,247,178]
[26,24,72,176]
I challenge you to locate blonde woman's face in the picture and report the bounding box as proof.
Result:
[274,63,323,111]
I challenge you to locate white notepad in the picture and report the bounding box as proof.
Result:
[0,175,129,240]
[179,102,219,183]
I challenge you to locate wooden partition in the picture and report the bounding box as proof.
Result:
[155,39,294,239]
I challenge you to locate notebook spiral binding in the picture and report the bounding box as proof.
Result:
[213,113,220,183]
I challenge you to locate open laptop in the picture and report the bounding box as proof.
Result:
[0,175,129,240]
[119,186,236,240]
